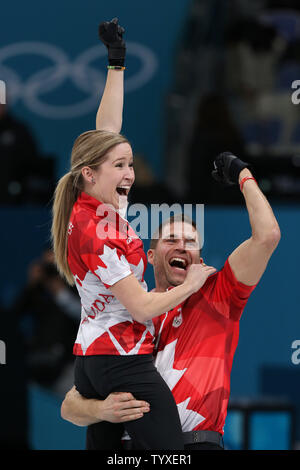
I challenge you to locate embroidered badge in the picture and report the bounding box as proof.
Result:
[172,308,183,328]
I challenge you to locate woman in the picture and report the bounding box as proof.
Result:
[52,19,215,450]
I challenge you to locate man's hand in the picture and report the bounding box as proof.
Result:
[98,18,126,67]
[99,392,150,423]
[212,151,250,186]
[61,387,150,426]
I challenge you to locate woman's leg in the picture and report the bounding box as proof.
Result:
[74,357,124,450]
[84,354,184,450]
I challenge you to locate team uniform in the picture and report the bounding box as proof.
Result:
[67,192,184,449]
[153,258,256,445]
[68,191,154,356]
[82,246,257,450]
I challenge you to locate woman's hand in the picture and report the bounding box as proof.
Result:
[98,18,126,67]
[96,18,126,131]
[184,263,217,293]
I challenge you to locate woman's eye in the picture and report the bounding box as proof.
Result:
[115,163,134,168]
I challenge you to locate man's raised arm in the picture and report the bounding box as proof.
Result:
[96,18,125,132]
[212,152,281,286]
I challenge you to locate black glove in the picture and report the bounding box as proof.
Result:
[98,17,126,67]
[212,152,251,186]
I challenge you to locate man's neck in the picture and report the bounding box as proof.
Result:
[154,277,171,293]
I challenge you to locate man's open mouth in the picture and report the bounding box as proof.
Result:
[169,257,188,271]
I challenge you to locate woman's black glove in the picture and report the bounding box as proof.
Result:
[98,17,126,67]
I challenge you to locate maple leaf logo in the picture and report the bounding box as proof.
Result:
[95,245,130,285]
[155,339,206,430]
[155,340,187,390]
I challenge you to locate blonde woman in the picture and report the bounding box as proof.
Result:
[52,19,215,450]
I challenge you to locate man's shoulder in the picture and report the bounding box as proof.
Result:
[187,267,221,301]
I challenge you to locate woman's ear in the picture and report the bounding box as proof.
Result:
[81,166,94,184]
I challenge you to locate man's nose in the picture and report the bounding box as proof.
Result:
[176,239,186,250]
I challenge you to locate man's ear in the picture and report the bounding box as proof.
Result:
[147,249,154,266]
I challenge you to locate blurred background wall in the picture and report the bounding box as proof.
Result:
[0,0,299,450]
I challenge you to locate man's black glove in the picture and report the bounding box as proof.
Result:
[98,17,126,67]
[212,152,251,186]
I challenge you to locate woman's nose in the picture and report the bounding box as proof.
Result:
[124,166,134,180]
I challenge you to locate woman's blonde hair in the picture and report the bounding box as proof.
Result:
[51,129,130,285]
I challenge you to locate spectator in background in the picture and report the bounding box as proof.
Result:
[266,0,300,12]
[225,17,283,100]
[0,303,29,449]
[11,249,81,395]
[224,16,293,158]
[0,103,36,203]
[0,103,55,204]
[187,93,246,203]
[224,9,300,164]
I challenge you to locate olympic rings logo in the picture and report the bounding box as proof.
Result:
[0,41,158,119]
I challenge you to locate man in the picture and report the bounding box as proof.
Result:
[61,152,281,450]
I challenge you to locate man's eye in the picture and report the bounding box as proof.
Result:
[186,241,198,248]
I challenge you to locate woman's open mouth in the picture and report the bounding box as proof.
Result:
[116,186,130,196]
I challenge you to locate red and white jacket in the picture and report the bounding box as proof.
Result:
[67,192,155,356]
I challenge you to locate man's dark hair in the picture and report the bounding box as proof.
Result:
[150,214,201,254]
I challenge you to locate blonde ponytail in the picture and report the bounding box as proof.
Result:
[51,172,78,284]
